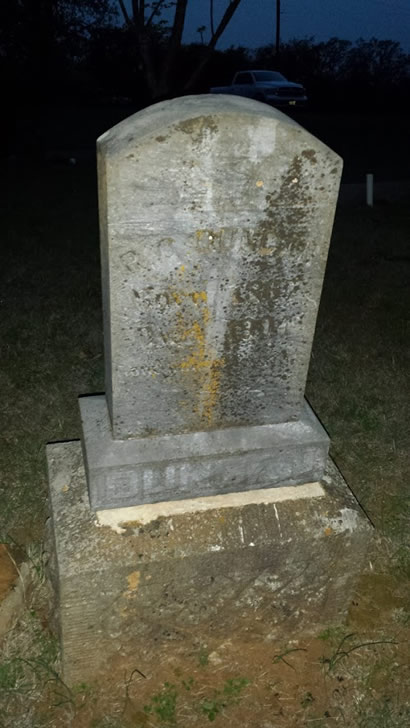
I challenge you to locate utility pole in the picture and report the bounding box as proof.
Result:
[276,0,281,59]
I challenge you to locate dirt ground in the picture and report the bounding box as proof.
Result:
[0,546,17,602]
[2,534,410,727]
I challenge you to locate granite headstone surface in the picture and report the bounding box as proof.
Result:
[80,95,342,510]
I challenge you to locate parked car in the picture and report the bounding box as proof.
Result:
[210,70,307,108]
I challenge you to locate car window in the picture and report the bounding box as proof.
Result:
[253,71,287,82]
[235,72,253,84]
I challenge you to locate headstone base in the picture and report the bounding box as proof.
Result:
[80,395,330,510]
[46,441,372,686]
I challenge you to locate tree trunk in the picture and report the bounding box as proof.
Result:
[118,0,243,101]
[184,0,243,92]
[160,0,188,97]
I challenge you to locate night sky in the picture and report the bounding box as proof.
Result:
[182,0,410,51]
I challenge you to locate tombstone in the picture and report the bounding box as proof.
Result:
[47,96,372,685]
[80,94,340,511]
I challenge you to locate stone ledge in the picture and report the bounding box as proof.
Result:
[47,440,372,685]
[80,395,329,510]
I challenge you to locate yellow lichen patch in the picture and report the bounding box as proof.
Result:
[175,295,224,426]
[179,319,207,352]
[202,358,224,424]
[191,290,207,304]
[127,570,141,593]
[256,180,264,187]
[171,291,183,305]
[169,289,207,307]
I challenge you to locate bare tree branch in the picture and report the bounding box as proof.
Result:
[146,0,167,27]
[132,0,142,25]
[184,0,243,90]
[168,0,188,54]
[210,0,214,37]
[208,0,242,51]
[117,0,132,26]
[160,0,188,94]
[124,0,160,97]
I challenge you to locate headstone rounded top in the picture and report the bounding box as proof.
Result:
[97,94,334,161]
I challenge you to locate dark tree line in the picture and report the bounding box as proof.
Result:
[2,0,410,109]
[1,0,116,102]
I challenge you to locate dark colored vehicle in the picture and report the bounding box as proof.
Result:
[210,70,307,108]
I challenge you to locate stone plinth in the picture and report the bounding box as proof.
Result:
[47,441,372,686]
[81,395,329,510]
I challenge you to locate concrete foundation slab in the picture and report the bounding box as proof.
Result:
[47,441,372,686]
[80,395,329,510]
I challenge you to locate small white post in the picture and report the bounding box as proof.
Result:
[366,173,374,207]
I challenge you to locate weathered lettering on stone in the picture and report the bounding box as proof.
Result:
[80,95,342,509]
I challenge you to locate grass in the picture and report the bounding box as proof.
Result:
[295,110,410,182]
[141,675,250,725]
[318,632,398,672]
[141,677,250,724]
[307,202,410,538]
[0,589,74,726]
[1,107,410,725]
[357,699,410,727]
[198,677,250,722]
[1,159,104,543]
[144,681,178,724]
[272,647,307,670]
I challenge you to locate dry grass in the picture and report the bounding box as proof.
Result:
[1,159,104,543]
[307,201,410,543]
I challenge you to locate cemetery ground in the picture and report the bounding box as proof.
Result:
[1,110,410,726]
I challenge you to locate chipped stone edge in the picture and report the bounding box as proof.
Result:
[96,481,325,533]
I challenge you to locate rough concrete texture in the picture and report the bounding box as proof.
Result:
[97,95,342,440]
[81,394,329,510]
[47,441,372,686]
